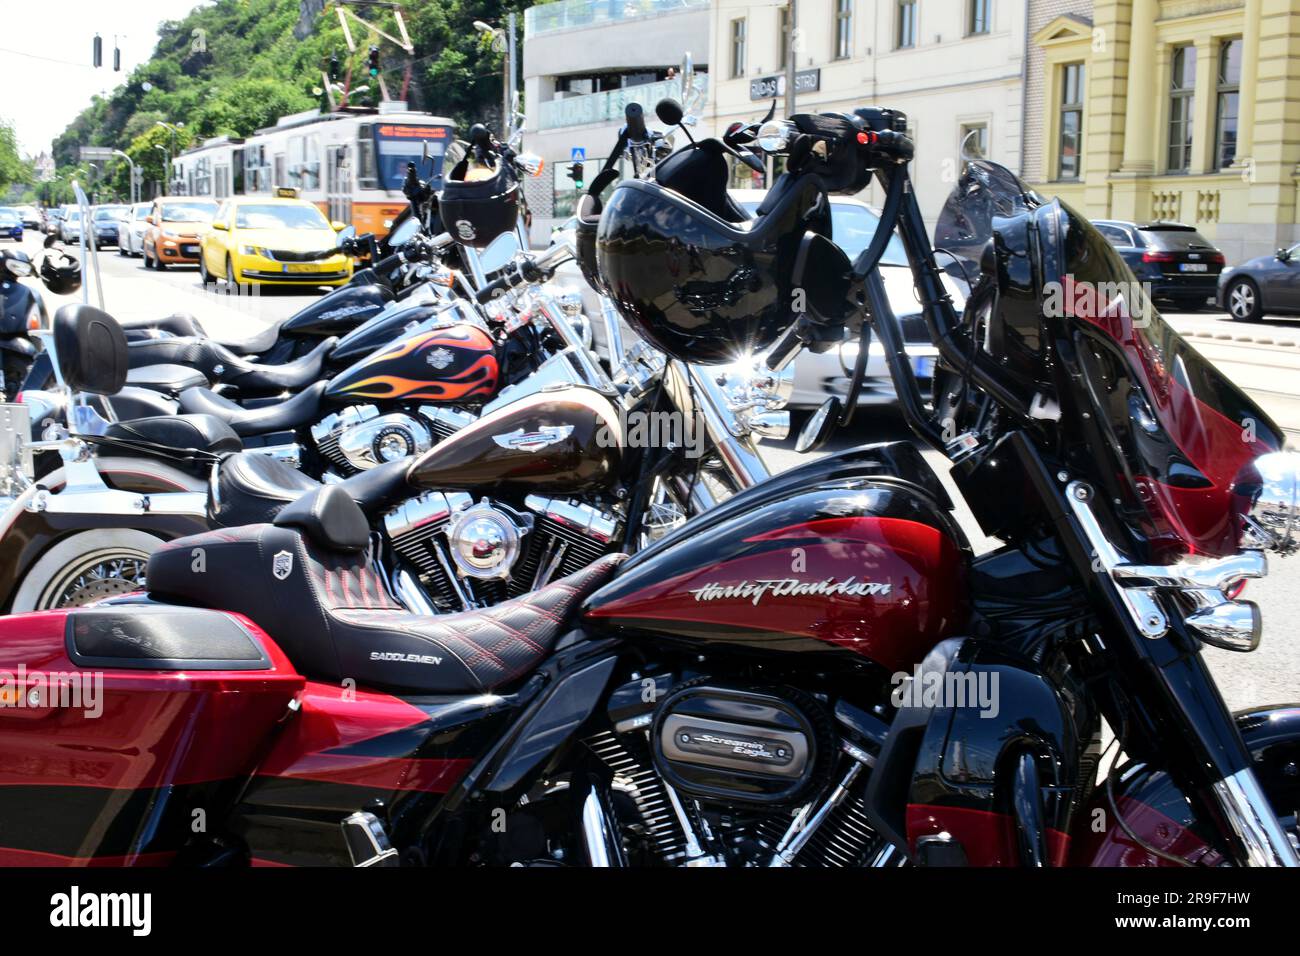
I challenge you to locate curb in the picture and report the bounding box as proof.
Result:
[1183,328,1300,349]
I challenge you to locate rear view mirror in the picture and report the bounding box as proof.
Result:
[43,234,61,250]
[1276,248,1291,262]
[795,397,841,454]
[388,219,419,248]
[212,221,228,231]
[478,231,521,275]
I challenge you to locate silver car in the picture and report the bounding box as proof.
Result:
[58,207,82,244]
[117,202,152,257]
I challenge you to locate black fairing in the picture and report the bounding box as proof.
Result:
[279,283,392,337]
[1,281,41,336]
[596,173,830,364]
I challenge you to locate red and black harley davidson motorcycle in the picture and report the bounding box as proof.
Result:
[0,103,1297,868]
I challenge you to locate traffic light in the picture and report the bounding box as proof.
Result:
[92,34,102,68]
[567,161,584,190]
[368,46,380,77]
[113,44,120,72]
[329,52,340,81]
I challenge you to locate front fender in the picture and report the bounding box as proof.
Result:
[1070,704,1300,866]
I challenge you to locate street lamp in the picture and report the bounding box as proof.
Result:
[153,144,171,194]
[112,149,138,204]
[473,19,517,137]
[155,121,184,191]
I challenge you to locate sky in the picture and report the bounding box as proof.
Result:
[0,1,208,157]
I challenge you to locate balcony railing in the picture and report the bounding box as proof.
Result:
[525,0,708,38]
[538,75,707,130]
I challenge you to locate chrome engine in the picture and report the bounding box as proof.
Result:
[584,678,891,867]
[384,491,620,610]
[312,404,476,475]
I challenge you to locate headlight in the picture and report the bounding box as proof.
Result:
[7,260,32,277]
[241,245,262,257]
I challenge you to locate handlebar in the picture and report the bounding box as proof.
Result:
[473,244,574,304]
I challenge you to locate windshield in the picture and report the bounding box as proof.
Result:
[373,123,452,191]
[94,207,128,221]
[0,211,18,224]
[133,206,150,220]
[933,159,1041,283]
[161,202,217,223]
[235,203,330,230]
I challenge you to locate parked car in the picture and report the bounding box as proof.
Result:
[199,192,351,288]
[1092,219,1225,311]
[90,204,129,247]
[141,196,219,269]
[116,201,151,257]
[1216,242,1300,322]
[44,207,64,235]
[13,205,41,229]
[732,190,965,408]
[57,207,82,244]
[0,209,22,243]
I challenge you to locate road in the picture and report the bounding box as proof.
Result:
[16,230,1300,711]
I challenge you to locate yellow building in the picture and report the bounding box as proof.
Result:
[1027,0,1300,263]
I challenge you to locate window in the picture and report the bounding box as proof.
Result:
[960,122,987,158]
[967,0,989,35]
[1214,38,1241,170]
[357,125,377,190]
[896,0,916,49]
[834,0,852,59]
[1167,45,1196,173]
[779,7,790,70]
[730,18,747,78]
[193,156,212,196]
[243,145,271,193]
[1058,62,1084,180]
[288,135,322,191]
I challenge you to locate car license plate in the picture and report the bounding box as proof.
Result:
[912,356,936,377]
[284,263,317,273]
[181,244,199,256]
[1180,263,1208,272]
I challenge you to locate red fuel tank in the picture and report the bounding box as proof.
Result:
[584,480,969,673]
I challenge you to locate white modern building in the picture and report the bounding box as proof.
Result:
[521,0,710,242]
[707,0,1029,224]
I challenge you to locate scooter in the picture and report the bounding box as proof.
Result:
[0,248,48,400]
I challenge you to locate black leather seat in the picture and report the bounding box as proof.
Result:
[102,414,242,456]
[219,336,335,391]
[147,484,624,694]
[125,363,210,395]
[117,312,208,340]
[211,451,320,527]
[177,380,328,436]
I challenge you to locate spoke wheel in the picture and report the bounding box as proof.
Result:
[1227,280,1260,322]
[38,548,151,610]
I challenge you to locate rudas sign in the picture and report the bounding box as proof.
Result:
[749,69,820,101]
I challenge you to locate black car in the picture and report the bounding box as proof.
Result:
[1092,219,1225,311]
[1216,242,1300,322]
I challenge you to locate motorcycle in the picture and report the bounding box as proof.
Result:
[0,248,46,400]
[8,100,1288,870]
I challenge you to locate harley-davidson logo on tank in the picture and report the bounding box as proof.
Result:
[327,326,499,403]
[585,502,968,673]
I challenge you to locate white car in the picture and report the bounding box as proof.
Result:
[58,207,82,244]
[117,202,152,257]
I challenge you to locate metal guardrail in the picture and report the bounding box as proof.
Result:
[538,75,707,130]
[525,0,708,38]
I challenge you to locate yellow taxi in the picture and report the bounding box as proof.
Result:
[200,189,353,290]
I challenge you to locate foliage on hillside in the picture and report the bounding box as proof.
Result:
[51,0,537,201]
[0,120,33,198]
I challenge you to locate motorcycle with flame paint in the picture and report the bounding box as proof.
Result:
[0,99,1298,868]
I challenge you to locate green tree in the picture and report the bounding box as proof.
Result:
[0,120,35,196]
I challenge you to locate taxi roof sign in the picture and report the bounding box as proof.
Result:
[275,186,300,198]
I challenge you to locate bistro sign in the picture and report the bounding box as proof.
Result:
[749,68,821,101]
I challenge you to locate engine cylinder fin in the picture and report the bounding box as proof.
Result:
[586,731,687,864]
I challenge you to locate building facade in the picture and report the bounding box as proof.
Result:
[521,0,710,242]
[706,0,1030,224]
[1025,0,1300,263]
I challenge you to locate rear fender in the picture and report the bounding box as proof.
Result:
[0,457,209,611]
